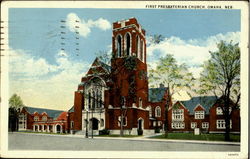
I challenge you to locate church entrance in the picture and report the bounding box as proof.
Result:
[91,118,99,130]
[137,118,144,135]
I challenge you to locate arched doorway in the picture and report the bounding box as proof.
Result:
[138,118,144,135]
[91,118,99,130]
[56,124,61,133]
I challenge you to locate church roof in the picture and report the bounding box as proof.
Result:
[180,96,217,115]
[148,87,168,102]
[24,106,64,119]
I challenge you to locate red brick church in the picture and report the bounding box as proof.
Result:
[69,18,170,135]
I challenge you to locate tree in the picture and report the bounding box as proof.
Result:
[148,34,165,45]
[148,54,195,137]
[9,94,24,132]
[199,41,240,141]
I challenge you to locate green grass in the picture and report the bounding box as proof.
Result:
[97,134,140,138]
[151,133,240,142]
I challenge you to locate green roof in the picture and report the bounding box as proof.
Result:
[180,96,217,114]
[148,87,167,102]
[24,106,64,119]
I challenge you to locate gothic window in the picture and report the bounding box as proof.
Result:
[155,106,161,117]
[140,39,143,61]
[139,98,142,108]
[117,35,122,57]
[136,36,140,59]
[125,33,131,56]
[141,40,144,62]
[88,91,91,109]
[100,119,104,127]
[92,90,96,109]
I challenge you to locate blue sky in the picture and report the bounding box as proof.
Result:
[8,8,240,110]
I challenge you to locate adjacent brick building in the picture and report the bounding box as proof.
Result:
[18,106,69,133]
[168,96,240,133]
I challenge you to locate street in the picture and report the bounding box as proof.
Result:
[8,133,240,151]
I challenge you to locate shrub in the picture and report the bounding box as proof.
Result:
[99,129,110,135]
[137,129,143,135]
[155,128,160,133]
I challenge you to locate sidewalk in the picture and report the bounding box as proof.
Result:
[12,132,240,146]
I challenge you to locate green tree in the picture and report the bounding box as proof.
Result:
[199,41,240,141]
[149,54,195,137]
[9,94,23,132]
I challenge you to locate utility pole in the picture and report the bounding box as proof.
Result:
[120,96,125,137]
[85,110,88,138]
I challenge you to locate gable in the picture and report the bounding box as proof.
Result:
[194,104,205,112]
[181,96,217,115]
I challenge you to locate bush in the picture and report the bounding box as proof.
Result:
[137,129,143,135]
[155,128,160,133]
[99,129,110,135]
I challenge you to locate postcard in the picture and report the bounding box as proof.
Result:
[0,1,248,158]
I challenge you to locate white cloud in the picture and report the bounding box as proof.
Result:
[9,49,90,110]
[65,13,111,38]
[147,32,240,78]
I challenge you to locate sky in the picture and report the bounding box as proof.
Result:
[8,8,240,111]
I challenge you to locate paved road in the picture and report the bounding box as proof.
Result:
[9,133,240,151]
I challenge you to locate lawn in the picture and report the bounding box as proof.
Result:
[97,134,140,138]
[150,133,240,142]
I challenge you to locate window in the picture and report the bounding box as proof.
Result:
[118,116,127,126]
[158,121,162,126]
[34,116,39,121]
[70,121,74,129]
[100,119,104,127]
[116,35,122,57]
[202,122,209,129]
[216,107,223,115]
[195,111,205,119]
[191,122,197,129]
[42,116,47,121]
[139,98,142,108]
[155,106,161,117]
[171,122,185,129]
[172,109,184,121]
[216,119,232,129]
[136,36,140,59]
[125,33,131,56]
[153,121,156,127]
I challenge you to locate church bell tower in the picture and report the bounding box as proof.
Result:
[110,18,148,109]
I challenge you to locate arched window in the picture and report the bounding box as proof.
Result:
[100,119,104,127]
[155,106,161,117]
[141,40,144,62]
[139,98,142,108]
[140,40,143,61]
[136,36,140,59]
[92,90,96,109]
[125,33,131,56]
[116,35,122,57]
[88,91,91,109]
